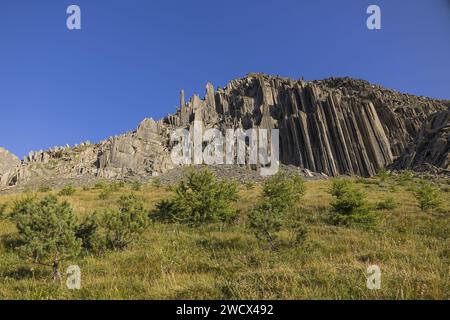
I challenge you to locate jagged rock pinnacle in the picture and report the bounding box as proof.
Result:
[1,74,448,190]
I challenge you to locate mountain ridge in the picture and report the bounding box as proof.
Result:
[1,73,448,191]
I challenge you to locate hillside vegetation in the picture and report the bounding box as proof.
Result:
[0,171,448,300]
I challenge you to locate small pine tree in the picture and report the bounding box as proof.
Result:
[75,213,106,253]
[94,181,107,189]
[249,172,307,250]
[249,202,283,250]
[414,183,442,212]
[328,179,376,227]
[152,177,162,188]
[58,184,76,196]
[11,196,81,281]
[38,185,52,193]
[396,170,414,186]
[155,169,238,226]
[108,181,124,192]
[78,194,148,252]
[285,208,308,247]
[375,197,397,210]
[99,189,112,200]
[377,167,389,183]
[244,181,255,190]
[131,181,142,191]
[0,203,7,220]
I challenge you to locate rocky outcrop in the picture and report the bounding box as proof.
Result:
[395,110,450,172]
[1,74,448,190]
[164,74,448,177]
[0,147,20,186]
[1,118,174,188]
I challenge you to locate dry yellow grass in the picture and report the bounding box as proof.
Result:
[0,177,448,300]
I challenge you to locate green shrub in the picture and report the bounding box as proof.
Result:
[248,172,307,250]
[258,172,305,213]
[414,183,442,212]
[328,179,376,227]
[285,209,308,247]
[355,176,367,184]
[329,179,350,198]
[78,194,148,252]
[38,185,51,193]
[0,203,7,220]
[58,184,76,196]
[152,177,162,188]
[131,181,142,191]
[75,213,106,253]
[154,169,238,226]
[10,196,81,281]
[395,170,414,186]
[244,181,255,190]
[99,189,112,200]
[94,181,107,189]
[375,197,397,210]
[96,181,126,199]
[102,194,149,250]
[377,167,390,183]
[108,181,124,192]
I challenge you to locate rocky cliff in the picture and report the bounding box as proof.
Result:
[0,147,20,187]
[164,74,448,176]
[1,74,448,190]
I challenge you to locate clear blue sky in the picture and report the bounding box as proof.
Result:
[1,0,449,158]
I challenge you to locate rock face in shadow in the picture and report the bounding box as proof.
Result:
[1,74,448,189]
[395,109,450,173]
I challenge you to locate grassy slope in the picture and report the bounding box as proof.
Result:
[0,178,448,300]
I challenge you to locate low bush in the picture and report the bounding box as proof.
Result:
[108,181,125,192]
[93,181,107,189]
[0,203,7,220]
[154,169,238,226]
[38,185,52,193]
[97,181,126,200]
[248,172,307,250]
[75,213,105,253]
[244,181,255,190]
[58,184,76,196]
[78,194,148,252]
[377,167,390,183]
[131,181,142,191]
[99,189,112,200]
[10,196,81,281]
[395,170,414,186]
[328,179,376,227]
[152,177,162,188]
[414,183,442,212]
[285,208,308,247]
[375,197,397,210]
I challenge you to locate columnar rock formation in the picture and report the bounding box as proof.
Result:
[1,74,448,189]
[163,74,448,176]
